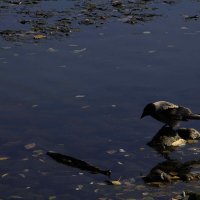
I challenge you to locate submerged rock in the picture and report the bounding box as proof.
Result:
[177,128,200,140]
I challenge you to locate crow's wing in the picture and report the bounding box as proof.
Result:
[160,106,192,121]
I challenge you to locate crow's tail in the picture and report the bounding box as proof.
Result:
[188,114,200,120]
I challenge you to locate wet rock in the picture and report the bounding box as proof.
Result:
[177,128,200,140]
[148,127,200,156]
[111,0,123,7]
[148,127,186,148]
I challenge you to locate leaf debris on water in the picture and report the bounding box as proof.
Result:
[69,44,79,47]
[8,195,23,199]
[0,156,9,161]
[75,95,85,98]
[1,173,9,178]
[119,149,126,153]
[73,48,87,53]
[2,46,11,50]
[110,180,122,185]
[24,143,36,150]
[48,196,57,200]
[180,26,189,30]
[143,31,151,34]
[107,177,122,185]
[33,34,47,39]
[75,185,84,190]
[148,50,156,53]
[48,48,57,52]
[21,157,29,161]
[81,105,90,109]
[97,182,107,186]
[32,104,39,108]
[18,173,26,178]
[56,65,67,68]
[106,149,117,154]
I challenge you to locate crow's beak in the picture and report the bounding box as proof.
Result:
[140,113,145,119]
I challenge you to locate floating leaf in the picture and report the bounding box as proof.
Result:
[33,34,47,39]
[21,157,29,161]
[48,48,57,53]
[75,95,85,98]
[111,180,122,185]
[33,150,44,156]
[73,48,86,53]
[75,185,84,190]
[96,182,106,186]
[180,26,188,30]
[1,173,9,178]
[8,195,23,199]
[69,44,79,47]
[94,189,99,193]
[148,50,156,54]
[56,65,67,68]
[48,196,57,200]
[119,149,126,153]
[107,177,122,185]
[81,105,90,109]
[2,46,11,50]
[32,104,38,108]
[24,143,36,150]
[0,156,9,161]
[106,150,117,154]
[143,31,151,34]
[18,173,26,178]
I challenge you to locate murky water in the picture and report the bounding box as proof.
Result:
[0,0,200,199]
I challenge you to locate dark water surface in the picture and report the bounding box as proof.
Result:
[0,0,200,199]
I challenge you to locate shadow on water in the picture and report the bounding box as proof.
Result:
[47,151,111,177]
[144,158,200,185]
